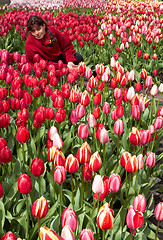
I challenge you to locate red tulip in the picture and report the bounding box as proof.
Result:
[80,91,90,106]
[92,106,100,119]
[139,129,151,145]
[32,196,48,219]
[96,127,109,143]
[0,147,12,163]
[93,92,101,105]
[79,229,94,240]
[87,114,97,128]
[54,166,66,184]
[120,151,132,168]
[65,154,79,173]
[133,195,146,213]
[55,108,66,123]
[88,76,98,89]
[126,205,144,230]
[0,183,3,198]
[140,69,147,79]
[16,126,29,143]
[136,81,141,91]
[129,127,140,145]
[84,163,92,182]
[0,113,10,128]
[154,202,163,221]
[97,203,114,230]
[125,155,139,173]
[70,109,78,124]
[45,107,55,120]
[89,151,102,172]
[76,142,91,164]
[30,158,45,177]
[1,231,17,240]
[69,89,79,103]
[18,174,32,195]
[0,137,7,151]
[61,207,77,232]
[116,105,124,118]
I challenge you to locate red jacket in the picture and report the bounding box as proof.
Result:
[25,26,76,65]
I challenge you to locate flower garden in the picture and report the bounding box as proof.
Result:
[0,0,163,239]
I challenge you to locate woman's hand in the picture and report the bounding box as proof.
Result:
[67,61,76,71]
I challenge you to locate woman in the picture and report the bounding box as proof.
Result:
[25,15,83,70]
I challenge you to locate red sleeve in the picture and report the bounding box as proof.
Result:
[50,27,76,63]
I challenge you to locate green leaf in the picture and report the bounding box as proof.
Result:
[62,130,72,155]
[30,137,37,158]
[0,200,5,234]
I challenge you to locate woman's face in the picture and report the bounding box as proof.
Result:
[30,24,46,40]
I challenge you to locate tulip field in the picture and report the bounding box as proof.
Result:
[0,0,163,239]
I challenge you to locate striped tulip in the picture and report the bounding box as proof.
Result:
[146,152,156,167]
[89,151,102,172]
[47,146,57,162]
[80,91,90,106]
[61,225,75,240]
[125,155,139,173]
[108,174,121,193]
[129,127,140,145]
[126,205,144,230]
[32,196,48,219]
[78,124,89,139]
[88,114,97,128]
[54,166,66,184]
[53,149,65,167]
[133,195,146,213]
[140,69,147,79]
[40,226,63,240]
[97,203,114,230]
[61,208,77,232]
[65,154,79,173]
[113,119,124,135]
[154,202,163,221]
[120,151,132,168]
[76,142,91,164]
[79,229,94,240]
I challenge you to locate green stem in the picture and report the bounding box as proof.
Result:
[156,93,161,114]
[38,217,41,240]
[81,164,84,207]
[37,127,41,158]
[91,200,97,217]
[151,131,157,152]
[71,173,74,209]
[52,163,55,200]
[60,183,63,234]
[103,144,106,175]
[150,96,154,124]
[26,195,29,240]
[102,230,105,240]
[130,229,134,240]
[111,193,114,209]
[117,135,119,160]
[38,176,41,198]
[22,143,25,172]
[127,173,132,198]
[125,171,128,198]
[155,220,160,240]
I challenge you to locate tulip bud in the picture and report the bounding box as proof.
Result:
[30,158,45,177]
[102,102,110,114]
[125,155,139,173]
[32,196,48,219]
[127,86,135,101]
[146,152,156,167]
[137,154,144,169]
[111,110,118,121]
[65,154,79,173]
[108,174,121,193]
[80,91,90,106]
[154,202,163,221]
[96,127,109,143]
[70,109,78,124]
[116,105,124,118]
[133,195,146,213]
[18,174,32,194]
[93,92,101,105]
[97,203,114,230]
[76,142,91,164]
[120,151,132,168]
[78,124,89,139]
[92,106,100,119]
[84,163,92,182]
[54,166,66,184]
[150,84,158,96]
[136,81,141,91]
[61,208,77,232]
[79,229,94,240]
[129,127,140,145]
[92,174,104,194]
[55,108,66,123]
[53,133,63,149]
[113,119,124,135]
[154,116,163,130]
[76,104,85,118]
[16,126,29,143]
[89,151,102,172]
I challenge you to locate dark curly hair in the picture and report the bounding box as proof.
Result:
[27,15,57,46]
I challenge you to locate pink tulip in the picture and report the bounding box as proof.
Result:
[126,205,144,230]
[76,104,85,118]
[78,124,89,139]
[154,116,163,130]
[128,70,134,81]
[131,105,140,119]
[79,229,94,240]
[158,83,163,93]
[127,87,135,101]
[111,110,118,121]
[113,119,124,135]
[137,154,144,169]
[133,195,146,213]
[114,88,121,98]
[87,114,97,128]
[154,202,163,221]
[108,174,121,193]
[61,208,77,232]
[150,84,158,96]
[70,110,78,124]
[102,72,109,82]
[146,152,156,167]
[110,57,116,67]
[47,126,58,141]
[53,133,63,149]
[145,76,153,88]
[54,166,66,184]
[61,225,75,240]
[96,127,109,143]
[149,125,155,135]
[102,102,110,114]
[92,174,104,194]
[85,67,92,78]
[139,129,151,145]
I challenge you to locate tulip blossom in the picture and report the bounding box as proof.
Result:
[92,106,100,119]
[61,208,77,232]
[1,232,17,240]
[30,158,45,177]
[102,102,110,114]
[127,87,135,101]
[128,70,134,81]
[133,195,146,213]
[32,196,48,219]
[78,124,89,139]
[88,114,97,128]
[70,109,78,124]
[96,127,109,143]
[18,174,32,195]
[53,133,63,149]
[125,155,139,173]
[146,152,156,167]
[84,163,92,182]
[80,91,90,106]
[154,116,163,130]
[47,126,58,141]
[139,129,151,145]
[89,151,102,172]
[0,183,3,198]
[154,202,163,221]
[150,85,158,96]
[61,225,75,240]
[76,142,91,164]
[76,104,85,118]
[97,203,114,230]
[129,127,140,145]
[54,166,66,184]
[65,154,79,173]
[137,154,144,170]
[16,126,29,143]
[40,227,63,240]
[79,229,94,240]
[92,174,104,195]
[108,174,121,193]
[120,151,132,168]
[113,119,124,135]
[126,205,144,230]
